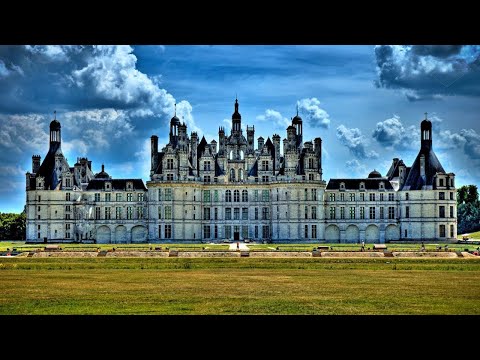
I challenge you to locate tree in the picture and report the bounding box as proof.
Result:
[0,212,26,240]
[457,185,479,205]
[457,185,480,234]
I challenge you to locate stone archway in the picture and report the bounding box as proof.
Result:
[325,224,340,242]
[96,226,111,244]
[385,224,400,241]
[115,225,128,243]
[345,225,359,243]
[131,225,147,243]
[365,224,379,243]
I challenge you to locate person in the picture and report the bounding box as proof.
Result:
[361,240,365,251]
[237,242,239,250]
[421,241,425,251]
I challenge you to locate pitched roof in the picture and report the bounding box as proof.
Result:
[86,179,147,191]
[36,143,61,190]
[327,178,394,190]
[401,148,445,190]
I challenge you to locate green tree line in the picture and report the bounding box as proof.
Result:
[0,212,26,240]
[457,185,480,235]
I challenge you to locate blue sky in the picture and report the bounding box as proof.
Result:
[1,45,479,213]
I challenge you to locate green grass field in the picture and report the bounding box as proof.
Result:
[458,230,480,239]
[1,257,479,314]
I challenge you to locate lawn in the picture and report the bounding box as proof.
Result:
[1,257,479,315]
[458,230,480,240]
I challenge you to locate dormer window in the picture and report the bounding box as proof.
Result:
[126,182,133,190]
[379,182,384,190]
[439,178,444,187]
[359,182,365,190]
[105,182,111,191]
[340,182,345,191]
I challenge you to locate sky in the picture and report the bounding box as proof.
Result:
[0,45,479,213]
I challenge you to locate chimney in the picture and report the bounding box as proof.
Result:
[258,137,264,150]
[32,155,41,173]
[151,135,158,172]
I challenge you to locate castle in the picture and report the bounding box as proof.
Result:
[25,99,457,243]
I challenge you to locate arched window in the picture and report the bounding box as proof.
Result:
[234,190,240,202]
[226,190,232,202]
[239,168,244,181]
[242,190,248,202]
[239,150,244,160]
[230,168,235,181]
[229,150,234,160]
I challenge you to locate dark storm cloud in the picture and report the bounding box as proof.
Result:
[374,45,480,100]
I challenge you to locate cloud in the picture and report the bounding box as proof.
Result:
[345,159,367,177]
[297,98,330,128]
[0,60,10,78]
[256,109,290,128]
[372,115,418,150]
[336,125,378,159]
[374,45,480,100]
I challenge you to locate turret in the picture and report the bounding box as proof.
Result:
[32,155,41,173]
[232,97,242,134]
[190,132,199,170]
[151,135,158,172]
[258,136,264,150]
[272,134,281,170]
[247,125,255,153]
[210,140,217,156]
[49,111,61,153]
[421,112,432,152]
[219,127,225,154]
[314,137,322,174]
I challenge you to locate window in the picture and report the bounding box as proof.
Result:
[350,207,355,219]
[262,226,269,239]
[309,173,315,181]
[234,208,240,220]
[305,189,308,201]
[369,207,376,219]
[254,190,259,201]
[127,207,133,220]
[388,193,394,201]
[167,159,174,170]
[127,193,133,202]
[165,189,172,201]
[65,213,71,220]
[214,225,218,239]
[305,206,308,219]
[204,208,211,220]
[308,158,315,169]
[234,190,240,202]
[360,193,365,201]
[262,207,269,220]
[165,206,172,220]
[204,161,211,171]
[360,182,365,190]
[103,193,110,202]
[262,190,269,201]
[450,192,454,200]
[329,193,335,202]
[439,178,444,187]
[138,193,144,202]
[254,226,258,238]
[38,195,41,201]
[242,208,248,220]
[38,206,41,211]
[340,207,345,219]
[450,224,454,238]
[95,207,101,220]
[262,175,269,182]
[225,208,232,220]
[312,206,317,219]
[117,193,123,202]
[350,193,355,201]
[439,206,445,218]
[404,229,408,238]
[226,190,232,202]
[95,193,100,202]
[127,182,133,190]
[340,193,345,201]
[380,193,384,201]
[406,193,409,200]
[65,205,71,212]
[439,192,445,200]
[242,225,248,239]
[312,189,317,201]
[66,193,71,201]
[261,160,269,171]
[380,207,384,219]
[439,224,446,237]
[167,174,173,181]
[165,224,172,239]
[116,207,122,220]
[137,207,144,219]
[254,208,258,220]
[65,224,70,230]
[450,206,454,218]
[38,215,40,220]
[405,206,410,218]
[388,207,395,219]
[38,232,40,239]
[304,225,309,239]
[225,225,232,239]
[105,207,111,220]
[330,207,336,220]
[379,182,384,190]
[214,190,219,202]
[214,208,218,220]
[203,225,211,239]
[38,224,41,230]
[242,190,248,202]
[370,193,375,201]
[203,190,211,202]
[360,207,365,219]
[204,176,211,183]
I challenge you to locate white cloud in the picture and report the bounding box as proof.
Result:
[0,60,10,78]
[256,109,290,128]
[337,125,378,159]
[297,98,330,129]
[372,115,418,150]
[345,159,367,177]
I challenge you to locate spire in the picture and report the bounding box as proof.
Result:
[424,112,428,120]
[235,97,239,113]
[54,110,56,120]
[174,103,177,117]
[296,104,299,117]
[102,164,105,172]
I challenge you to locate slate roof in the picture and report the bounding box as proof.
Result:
[327,178,394,190]
[36,142,61,190]
[86,179,147,191]
[401,148,445,190]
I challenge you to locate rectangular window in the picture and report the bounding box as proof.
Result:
[305,205,308,219]
[406,206,410,218]
[254,226,258,238]
[380,193,384,201]
[138,193,144,202]
[360,193,365,201]
[165,189,172,201]
[117,193,122,202]
[329,193,335,202]
[262,225,269,239]
[204,176,211,183]
[95,207,101,220]
[105,207,111,220]
[340,207,345,219]
[340,193,345,201]
[369,207,375,219]
[360,207,365,219]
[95,193,100,202]
[305,189,308,201]
[116,207,122,220]
[450,192,454,200]
[304,225,309,239]
[203,190,211,202]
[254,190,258,201]
[242,190,248,202]
[225,225,231,239]
[66,193,71,201]
[242,208,248,220]
[370,193,375,201]
[439,224,446,237]
[312,206,317,219]
[157,190,162,201]
[330,207,336,220]
[127,207,133,220]
[380,207,384,219]
[65,223,70,230]
[262,207,269,220]
[262,175,269,182]
[312,225,317,239]
[254,208,258,220]
[234,208,240,220]
[204,161,211,171]
[350,193,355,201]
[214,207,218,220]
[388,207,395,219]
[312,189,317,201]
[214,190,219,202]
[450,206,454,218]
[137,207,144,219]
[405,229,408,238]
[262,190,269,201]
[388,193,394,201]
[439,192,445,200]
[105,193,111,202]
[65,205,71,212]
[309,173,314,181]
[38,206,41,211]
[225,208,232,220]
[204,207,211,220]
[65,213,71,220]
[450,224,454,238]
[406,193,409,201]
[166,174,173,181]
[127,193,133,202]
[439,179,444,187]
[439,206,445,218]
[350,207,355,219]
[214,225,218,239]
[158,206,162,219]
[203,225,211,239]
[242,226,248,239]
[164,206,172,220]
[167,159,174,170]
[261,160,269,171]
[165,224,172,239]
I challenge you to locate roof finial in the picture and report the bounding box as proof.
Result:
[102,164,104,172]
[174,103,177,117]
[424,112,428,120]
[296,104,299,117]
[54,110,56,120]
